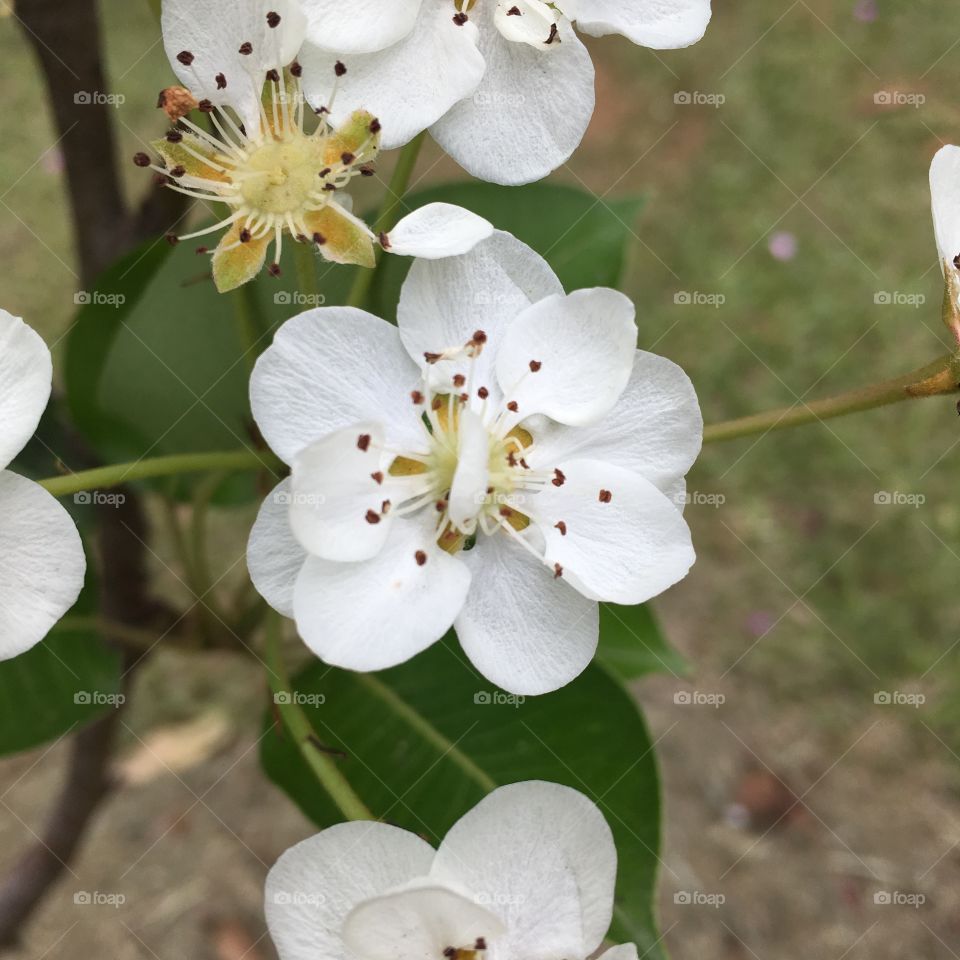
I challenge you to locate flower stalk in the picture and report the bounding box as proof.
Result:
[703,353,960,444]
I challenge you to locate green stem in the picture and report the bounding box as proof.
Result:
[703,354,959,444]
[347,132,427,310]
[38,449,278,497]
[265,613,373,822]
[293,241,320,299]
[232,284,261,375]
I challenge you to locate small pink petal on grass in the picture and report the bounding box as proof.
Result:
[768,231,797,261]
[853,0,878,23]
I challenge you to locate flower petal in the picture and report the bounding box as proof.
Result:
[529,459,695,605]
[292,513,471,671]
[250,307,423,464]
[301,0,424,55]
[212,221,270,293]
[930,145,960,281]
[343,887,506,960]
[455,533,598,695]
[397,231,562,405]
[247,479,306,618]
[298,2,485,151]
[496,289,637,427]
[430,781,617,958]
[321,109,381,166]
[561,0,711,48]
[0,310,51,472]
[0,472,85,661]
[385,204,494,259]
[448,409,490,535]
[527,350,703,496]
[596,944,640,960]
[161,0,306,132]
[303,202,376,268]
[430,13,594,185]
[494,0,559,46]
[290,422,400,562]
[266,820,435,960]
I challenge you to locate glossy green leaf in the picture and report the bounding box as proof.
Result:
[0,578,121,756]
[599,603,688,681]
[261,639,665,958]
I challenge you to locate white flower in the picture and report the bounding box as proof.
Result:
[930,146,960,329]
[0,310,85,661]
[296,0,712,184]
[247,231,700,695]
[266,780,638,960]
[155,0,493,290]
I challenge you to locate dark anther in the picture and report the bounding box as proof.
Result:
[475,940,487,952]
[371,471,384,485]
[215,72,227,89]
[545,23,559,43]
[529,359,542,372]
[239,229,252,243]
[318,167,332,178]
[453,374,466,387]
[239,41,253,55]
[357,434,372,452]
[165,233,180,246]
[507,5,521,13]
[341,151,356,165]
[379,231,391,250]
[312,232,327,245]
[415,550,428,566]
[268,263,282,277]
[335,61,347,77]
[359,164,376,176]
[195,246,208,255]
[552,468,566,487]
[478,386,489,399]
[411,390,425,404]
[555,521,567,536]
[506,400,519,412]
[266,68,280,82]
[365,510,381,525]
[176,50,194,66]
[453,12,468,24]
[169,165,186,178]
[166,129,184,143]
[599,489,613,503]
[472,329,488,343]
[424,351,442,364]
[553,562,564,579]
[370,118,382,133]
[291,60,303,77]
[198,99,214,113]
[133,152,151,167]
[266,10,281,27]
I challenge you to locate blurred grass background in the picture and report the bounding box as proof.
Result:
[2,0,960,955]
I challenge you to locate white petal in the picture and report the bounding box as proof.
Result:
[0,310,51,472]
[494,0,559,46]
[0,472,85,661]
[343,886,506,960]
[596,944,640,960]
[529,459,695,605]
[299,1,485,151]
[930,145,960,283]
[250,307,423,465]
[290,423,399,562]
[430,13,594,185]
[398,231,562,406]
[448,409,489,535]
[161,0,306,132]
[527,350,703,495]
[292,513,471,671]
[431,781,617,957]
[266,820,435,960]
[455,533,598,695]
[386,204,494,260]
[301,0,423,54]
[247,478,307,618]
[496,289,637,427]
[561,0,711,48]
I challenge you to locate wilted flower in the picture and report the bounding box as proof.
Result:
[0,310,85,660]
[266,780,640,960]
[295,0,712,184]
[247,231,701,695]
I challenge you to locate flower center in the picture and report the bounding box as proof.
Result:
[237,135,323,216]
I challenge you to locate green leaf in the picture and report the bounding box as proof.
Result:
[63,235,352,502]
[0,577,121,756]
[261,640,665,958]
[371,182,644,320]
[598,603,688,681]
